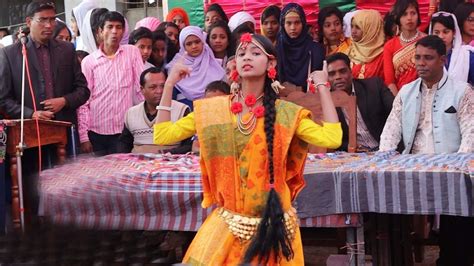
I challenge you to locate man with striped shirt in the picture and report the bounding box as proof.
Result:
[78,11,144,156]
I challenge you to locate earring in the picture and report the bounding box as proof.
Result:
[267,67,277,80]
[267,67,284,95]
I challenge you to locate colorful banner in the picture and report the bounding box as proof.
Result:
[205,0,320,29]
[203,0,431,31]
[165,0,431,32]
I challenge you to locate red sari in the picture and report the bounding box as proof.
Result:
[383,35,424,90]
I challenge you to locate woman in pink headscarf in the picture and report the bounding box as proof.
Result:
[120,17,130,45]
[135,17,161,32]
[166,26,225,106]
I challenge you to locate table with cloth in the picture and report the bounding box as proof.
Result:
[297,152,474,218]
[37,152,473,265]
[296,152,474,265]
[37,153,361,231]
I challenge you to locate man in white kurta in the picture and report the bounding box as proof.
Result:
[380,36,473,266]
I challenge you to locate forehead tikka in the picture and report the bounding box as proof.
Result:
[236,33,273,58]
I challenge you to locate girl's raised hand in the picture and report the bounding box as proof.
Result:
[167,54,192,85]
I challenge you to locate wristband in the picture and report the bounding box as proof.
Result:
[156,105,172,111]
[315,81,330,89]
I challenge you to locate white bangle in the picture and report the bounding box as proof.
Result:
[156,105,172,111]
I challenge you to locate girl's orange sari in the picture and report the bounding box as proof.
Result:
[183,97,310,265]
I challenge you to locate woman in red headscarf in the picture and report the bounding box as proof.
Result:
[166,7,190,30]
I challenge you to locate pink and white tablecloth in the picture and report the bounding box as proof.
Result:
[38,153,361,231]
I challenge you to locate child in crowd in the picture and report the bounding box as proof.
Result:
[206,21,233,67]
[204,3,228,32]
[204,80,231,98]
[166,26,225,109]
[129,27,154,69]
[156,22,180,49]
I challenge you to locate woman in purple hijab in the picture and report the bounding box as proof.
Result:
[166,26,225,102]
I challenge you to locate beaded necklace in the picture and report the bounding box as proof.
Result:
[400,30,420,43]
[230,91,265,135]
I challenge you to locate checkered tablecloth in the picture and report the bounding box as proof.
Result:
[39,152,473,231]
[38,153,210,231]
[297,152,474,218]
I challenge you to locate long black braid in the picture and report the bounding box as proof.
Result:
[243,75,294,264]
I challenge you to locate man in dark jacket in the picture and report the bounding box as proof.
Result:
[0,0,89,126]
[326,53,394,151]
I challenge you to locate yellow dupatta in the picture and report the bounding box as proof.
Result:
[348,10,385,64]
[327,37,352,55]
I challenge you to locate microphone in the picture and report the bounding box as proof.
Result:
[19,26,30,45]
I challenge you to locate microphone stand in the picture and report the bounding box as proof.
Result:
[70,125,77,159]
[16,36,29,232]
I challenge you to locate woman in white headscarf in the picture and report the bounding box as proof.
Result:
[72,0,97,51]
[430,11,474,84]
[80,8,101,54]
[228,11,256,32]
[343,10,358,38]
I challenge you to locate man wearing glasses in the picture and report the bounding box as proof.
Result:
[0,0,89,136]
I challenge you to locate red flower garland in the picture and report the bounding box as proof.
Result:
[231,102,243,114]
[231,92,265,118]
[253,106,265,118]
[244,94,257,107]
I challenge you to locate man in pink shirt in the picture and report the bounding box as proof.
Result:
[78,11,144,155]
